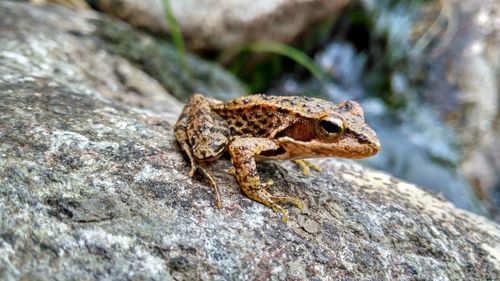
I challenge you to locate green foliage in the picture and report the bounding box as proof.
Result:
[245,41,326,84]
[229,41,329,93]
[159,0,329,95]
[226,17,340,94]
[335,0,426,109]
[161,0,189,74]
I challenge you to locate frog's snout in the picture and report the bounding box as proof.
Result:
[370,137,381,155]
[355,126,380,156]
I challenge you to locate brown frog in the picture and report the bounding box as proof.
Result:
[174,94,380,221]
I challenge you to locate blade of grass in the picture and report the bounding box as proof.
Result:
[244,41,327,84]
[162,0,190,74]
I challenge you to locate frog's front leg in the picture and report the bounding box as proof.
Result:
[229,137,303,222]
[292,160,321,176]
[174,94,229,208]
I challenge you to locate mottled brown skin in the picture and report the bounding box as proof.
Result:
[174,94,380,221]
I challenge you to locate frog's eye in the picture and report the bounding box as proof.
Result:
[317,119,344,139]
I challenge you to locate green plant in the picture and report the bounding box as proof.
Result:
[161,0,189,73]
[242,41,327,85]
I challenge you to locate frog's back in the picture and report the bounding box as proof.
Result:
[214,94,337,117]
[211,95,338,138]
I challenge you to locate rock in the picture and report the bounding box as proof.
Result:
[420,0,500,219]
[92,0,351,51]
[90,14,248,102]
[25,0,247,102]
[32,0,91,9]
[1,1,500,280]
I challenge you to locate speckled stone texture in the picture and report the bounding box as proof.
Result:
[0,2,499,280]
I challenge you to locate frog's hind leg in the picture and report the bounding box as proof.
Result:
[174,107,198,176]
[174,94,229,208]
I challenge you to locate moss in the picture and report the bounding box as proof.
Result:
[90,17,246,102]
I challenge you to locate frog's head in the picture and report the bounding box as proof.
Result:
[264,100,380,160]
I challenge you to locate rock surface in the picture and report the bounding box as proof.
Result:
[1,2,500,280]
[93,0,351,51]
[25,0,247,102]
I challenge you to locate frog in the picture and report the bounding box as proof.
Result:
[174,93,380,221]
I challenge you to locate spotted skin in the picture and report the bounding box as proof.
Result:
[174,93,380,221]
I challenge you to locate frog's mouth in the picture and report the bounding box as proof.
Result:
[258,135,380,160]
[258,145,287,159]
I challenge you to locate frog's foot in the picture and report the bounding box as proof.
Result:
[258,194,290,222]
[270,196,304,210]
[261,179,274,189]
[227,167,236,176]
[190,163,222,208]
[242,184,302,222]
[292,160,321,176]
[259,180,302,209]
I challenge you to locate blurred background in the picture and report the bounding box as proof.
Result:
[30,0,500,221]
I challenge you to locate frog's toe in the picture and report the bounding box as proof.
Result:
[227,167,236,176]
[191,164,222,208]
[293,160,310,176]
[307,162,321,173]
[261,179,274,189]
[265,203,289,222]
[270,196,304,210]
[278,207,289,222]
[188,166,197,177]
[293,160,321,176]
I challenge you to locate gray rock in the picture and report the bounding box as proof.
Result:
[93,0,351,51]
[0,2,499,280]
[8,0,246,103]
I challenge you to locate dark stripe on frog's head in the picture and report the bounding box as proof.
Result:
[275,118,316,142]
